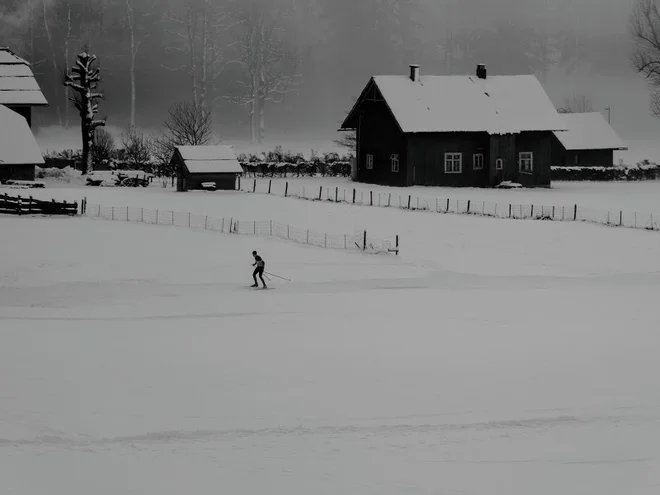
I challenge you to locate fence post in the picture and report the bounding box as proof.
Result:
[268,180,272,194]
[112,206,115,221]
[467,200,471,213]
[254,221,256,234]
[509,204,512,218]
[205,215,208,230]
[270,220,273,236]
[17,195,22,216]
[388,193,391,207]
[127,207,129,221]
[229,217,233,233]
[482,201,485,215]
[318,186,322,201]
[141,207,144,223]
[335,187,339,202]
[188,212,191,227]
[156,209,159,224]
[325,233,327,248]
[237,176,241,190]
[396,235,399,255]
[417,197,419,210]
[446,198,450,212]
[363,230,367,251]
[530,204,534,218]
[28,196,33,214]
[619,211,623,226]
[287,224,290,239]
[552,206,555,220]
[651,213,654,230]
[285,182,289,197]
[607,211,610,225]
[344,234,347,249]
[573,204,578,221]
[408,195,411,209]
[171,211,174,225]
[353,188,356,204]
[253,179,257,193]
[370,191,373,206]
[306,230,309,243]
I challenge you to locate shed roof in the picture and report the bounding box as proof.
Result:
[175,145,243,174]
[342,73,567,135]
[0,47,48,106]
[553,112,628,151]
[0,104,45,165]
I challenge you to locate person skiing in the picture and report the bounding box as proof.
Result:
[251,251,267,288]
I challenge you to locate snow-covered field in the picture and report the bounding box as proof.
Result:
[2,184,660,494]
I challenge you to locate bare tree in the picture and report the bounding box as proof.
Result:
[64,50,106,175]
[92,127,115,165]
[631,0,660,117]
[160,100,212,152]
[122,0,152,128]
[229,1,301,143]
[164,0,202,105]
[121,127,153,169]
[557,94,594,113]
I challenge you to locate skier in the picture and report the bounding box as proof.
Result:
[251,251,267,288]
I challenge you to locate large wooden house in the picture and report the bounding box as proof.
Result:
[339,64,567,188]
[552,112,628,167]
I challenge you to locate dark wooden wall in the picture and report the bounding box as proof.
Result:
[514,131,553,187]
[355,86,408,186]
[6,105,32,128]
[550,136,615,167]
[182,173,237,191]
[0,165,36,182]
[489,134,516,185]
[406,132,490,187]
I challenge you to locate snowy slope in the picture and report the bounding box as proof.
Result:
[1,206,660,494]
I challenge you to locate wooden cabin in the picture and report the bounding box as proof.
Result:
[172,145,243,191]
[552,112,628,167]
[339,64,567,188]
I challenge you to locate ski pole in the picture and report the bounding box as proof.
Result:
[265,271,291,282]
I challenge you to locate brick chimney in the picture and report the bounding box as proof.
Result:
[476,64,487,79]
[409,64,420,82]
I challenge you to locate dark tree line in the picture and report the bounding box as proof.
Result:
[1,0,636,139]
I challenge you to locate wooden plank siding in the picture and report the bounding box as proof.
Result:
[406,133,490,187]
[0,164,35,183]
[550,135,615,167]
[514,131,553,187]
[354,84,408,187]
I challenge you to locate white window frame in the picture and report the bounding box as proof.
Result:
[495,158,503,170]
[519,152,533,173]
[390,154,400,173]
[444,153,462,174]
[473,153,484,170]
[366,154,374,170]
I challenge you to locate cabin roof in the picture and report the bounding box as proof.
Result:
[174,145,243,174]
[553,112,628,151]
[0,104,45,165]
[341,73,567,135]
[0,47,48,106]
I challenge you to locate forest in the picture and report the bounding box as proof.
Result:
[1,0,636,143]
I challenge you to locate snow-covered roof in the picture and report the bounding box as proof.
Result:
[0,48,48,106]
[343,74,567,135]
[0,105,45,165]
[175,145,243,174]
[553,112,628,151]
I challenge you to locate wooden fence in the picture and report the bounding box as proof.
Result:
[0,193,79,216]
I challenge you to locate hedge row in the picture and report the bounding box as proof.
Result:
[240,161,352,178]
[551,165,660,181]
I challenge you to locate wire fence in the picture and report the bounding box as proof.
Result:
[238,178,660,233]
[82,202,399,254]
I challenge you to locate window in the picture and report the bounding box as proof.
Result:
[444,153,462,174]
[473,153,484,170]
[495,158,503,170]
[391,154,400,173]
[366,154,374,170]
[519,152,533,173]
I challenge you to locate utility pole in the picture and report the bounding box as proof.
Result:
[605,106,611,124]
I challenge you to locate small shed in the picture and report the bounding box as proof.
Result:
[0,104,44,183]
[552,113,628,167]
[172,145,243,192]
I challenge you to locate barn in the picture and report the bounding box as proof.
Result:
[339,64,567,188]
[552,112,628,167]
[0,104,45,183]
[0,47,48,127]
[172,145,243,192]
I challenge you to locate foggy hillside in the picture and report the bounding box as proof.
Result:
[1,0,656,147]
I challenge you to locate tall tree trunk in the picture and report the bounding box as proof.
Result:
[199,0,209,111]
[126,0,137,128]
[249,98,256,143]
[81,120,90,174]
[258,96,265,144]
[43,0,62,126]
[186,5,198,105]
[63,7,72,128]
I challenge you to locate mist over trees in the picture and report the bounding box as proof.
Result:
[1,0,635,141]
